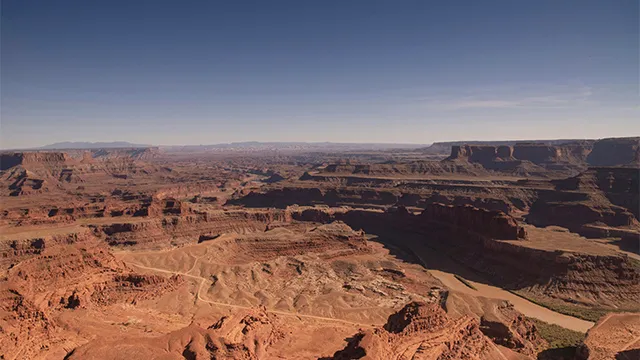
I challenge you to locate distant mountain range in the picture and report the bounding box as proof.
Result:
[38,141,151,150]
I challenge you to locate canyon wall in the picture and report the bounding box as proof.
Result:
[290,207,639,309]
[419,203,526,240]
[0,152,73,170]
[445,138,639,168]
[528,167,640,236]
[586,137,640,167]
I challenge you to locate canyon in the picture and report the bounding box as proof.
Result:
[0,137,638,359]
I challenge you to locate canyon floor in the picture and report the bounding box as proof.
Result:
[1,139,639,359]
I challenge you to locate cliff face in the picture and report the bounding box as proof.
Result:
[0,231,183,359]
[2,231,182,311]
[513,143,562,164]
[93,209,292,248]
[587,137,640,166]
[448,136,632,173]
[557,167,640,220]
[288,206,639,310]
[229,185,524,214]
[448,142,594,166]
[443,142,592,177]
[448,145,511,163]
[528,167,640,236]
[0,152,73,171]
[419,203,527,240]
[319,160,492,177]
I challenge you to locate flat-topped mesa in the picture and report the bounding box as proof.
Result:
[420,203,527,240]
[0,152,73,170]
[587,137,640,166]
[447,141,594,166]
[512,143,562,164]
[447,145,513,163]
[496,145,513,159]
[513,141,591,164]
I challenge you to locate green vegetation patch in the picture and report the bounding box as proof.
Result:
[531,318,585,349]
[532,318,586,360]
[510,290,639,322]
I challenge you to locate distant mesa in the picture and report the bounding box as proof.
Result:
[587,137,640,167]
[444,137,640,167]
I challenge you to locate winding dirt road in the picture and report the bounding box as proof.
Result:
[129,262,374,327]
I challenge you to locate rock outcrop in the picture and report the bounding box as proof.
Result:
[448,145,512,163]
[287,206,640,310]
[65,309,286,359]
[0,152,73,171]
[0,231,183,359]
[329,301,532,359]
[444,142,590,177]
[479,301,546,356]
[555,167,640,220]
[512,143,563,164]
[587,137,640,167]
[528,167,640,237]
[575,313,640,360]
[420,203,527,240]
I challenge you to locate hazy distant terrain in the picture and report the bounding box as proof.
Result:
[37,141,151,150]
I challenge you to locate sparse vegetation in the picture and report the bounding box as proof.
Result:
[454,274,477,290]
[510,290,624,322]
[541,305,610,323]
[531,318,585,349]
[532,318,585,360]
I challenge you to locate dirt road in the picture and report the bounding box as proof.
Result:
[129,262,374,327]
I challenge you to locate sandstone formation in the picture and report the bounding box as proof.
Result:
[479,301,547,356]
[0,152,74,170]
[0,231,183,359]
[65,310,286,359]
[420,203,527,240]
[288,207,640,311]
[575,313,640,360]
[528,167,640,238]
[329,301,532,359]
[587,137,640,167]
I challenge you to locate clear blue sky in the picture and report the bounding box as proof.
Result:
[1,0,638,148]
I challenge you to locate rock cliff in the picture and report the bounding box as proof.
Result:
[420,203,527,240]
[587,137,640,167]
[287,206,639,310]
[0,152,74,170]
[575,313,640,360]
[329,301,532,360]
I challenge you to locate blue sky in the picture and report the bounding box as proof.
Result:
[1,0,638,148]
